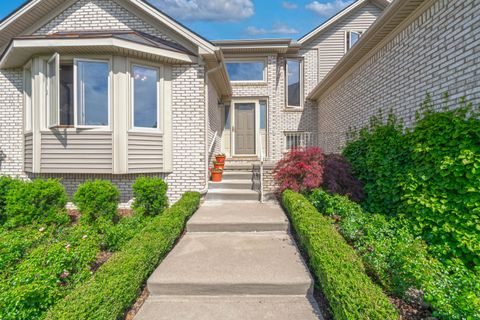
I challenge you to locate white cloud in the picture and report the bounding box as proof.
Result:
[282,1,298,9]
[151,0,255,22]
[245,23,299,36]
[244,26,267,35]
[306,0,353,17]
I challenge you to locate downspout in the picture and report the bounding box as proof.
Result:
[200,63,223,196]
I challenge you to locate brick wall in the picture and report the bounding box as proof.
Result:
[317,0,480,153]
[0,69,23,177]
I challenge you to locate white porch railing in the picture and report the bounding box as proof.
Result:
[284,132,315,152]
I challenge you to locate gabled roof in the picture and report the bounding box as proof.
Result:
[0,0,217,54]
[298,0,390,44]
[308,0,427,101]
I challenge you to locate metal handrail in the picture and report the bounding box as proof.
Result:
[258,133,264,203]
[209,131,218,154]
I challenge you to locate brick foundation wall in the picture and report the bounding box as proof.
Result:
[317,0,480,153]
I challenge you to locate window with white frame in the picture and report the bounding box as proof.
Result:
[285,59,302,108]
[132,65,160,130]
[225,60,265,82]
[346,31,362,51]
[46,53,110,128]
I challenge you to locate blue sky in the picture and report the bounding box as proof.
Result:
[0,0,353,40]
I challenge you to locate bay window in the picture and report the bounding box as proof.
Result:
[23,65,32,132]
[132,65,160,130]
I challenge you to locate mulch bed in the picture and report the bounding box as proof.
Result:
[124,287,149,320]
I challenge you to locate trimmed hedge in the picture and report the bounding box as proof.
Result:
[45,191,201,320]
[4,179,68,227]
[282,190,398,320]
[73,180,120,224]
[132,177,169,216]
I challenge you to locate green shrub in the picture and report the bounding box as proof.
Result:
[0,176,22,221]
[343,94,480,266]
[308,189,480,320]
[73,180,120,224]
[4,179,68,227]
[343,112,409,215]
[45,192,201,320]
[282,190,398,320]
[0,225,101,320]
[102,214,150,251]
[132,177,168,216]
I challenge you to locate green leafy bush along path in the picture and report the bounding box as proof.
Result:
[308,189,480,320]
[45,191,201,320]
[343,95,480,267]
[282,190,398,320]
[0,178,160,320]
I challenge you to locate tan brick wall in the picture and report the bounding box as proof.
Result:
[317,0,480,153]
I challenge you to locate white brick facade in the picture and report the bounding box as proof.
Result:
[0,69,23,177]
[316,0,480,153]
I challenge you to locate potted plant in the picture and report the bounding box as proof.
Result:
[211,168,223,182]
[213,161,224,170]
[215,153,226,164]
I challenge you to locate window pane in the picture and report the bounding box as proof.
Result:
[226,61,264,81]
[259,100,267,130]
[77,61,109,126]
[224,104,231,129]
[133,66,158,128]
[287,60,301,107]
[60,64,74,126]
[348,31,361,50]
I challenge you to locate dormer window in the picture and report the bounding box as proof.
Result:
[346,30,362,51]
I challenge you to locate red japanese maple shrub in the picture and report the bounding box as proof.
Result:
[274,147,325,193]
[322,153,364,202]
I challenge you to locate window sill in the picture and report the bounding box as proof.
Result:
[283,107,304,112]
[231,81,268,86]
[128,130,163,136]
[41,128,113,134]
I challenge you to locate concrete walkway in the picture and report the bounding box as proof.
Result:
[135,202,322,320]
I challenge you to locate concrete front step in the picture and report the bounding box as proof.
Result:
[147,232,313,296]
[205,189,259,201]
[221,171,253,180]
[135,295,322,320]
[209,179,253,190]
[187,203,288,232]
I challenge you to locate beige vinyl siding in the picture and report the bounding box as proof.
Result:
[24,133,33,172]
[40,131,113,173]
[128,132,163,173]
[308,3,383,82]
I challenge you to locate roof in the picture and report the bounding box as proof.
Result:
[298,0,390,44]
[212,39,301,54]
[0,30,199,68]
[308,0,427,101]
[0,0,217,54]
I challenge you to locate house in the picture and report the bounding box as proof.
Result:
[0,0,390,202]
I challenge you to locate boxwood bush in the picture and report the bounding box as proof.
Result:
[4,179,68,227]
[132,176,169,216]
[308,189,480,320]
[282,190,398,320]
[45,191,201,320]
[73,180,120,224]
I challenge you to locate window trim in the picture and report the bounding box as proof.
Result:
[345,30,363,52]
[46,53,60,128]
[225,58,267,83]
[23,62,33,133]
[130,63,162,132]
[285,58,304,109]
[73,57,112,129]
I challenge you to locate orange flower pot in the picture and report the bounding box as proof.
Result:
[211,169,223,182]
[215,154,226,163]
[213,161,224,170]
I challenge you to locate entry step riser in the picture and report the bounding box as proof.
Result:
[148,283,312,296]
[221,172,253,180]
[187,223,288,232]
[205,192,259,201]
[209,181,253,190]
